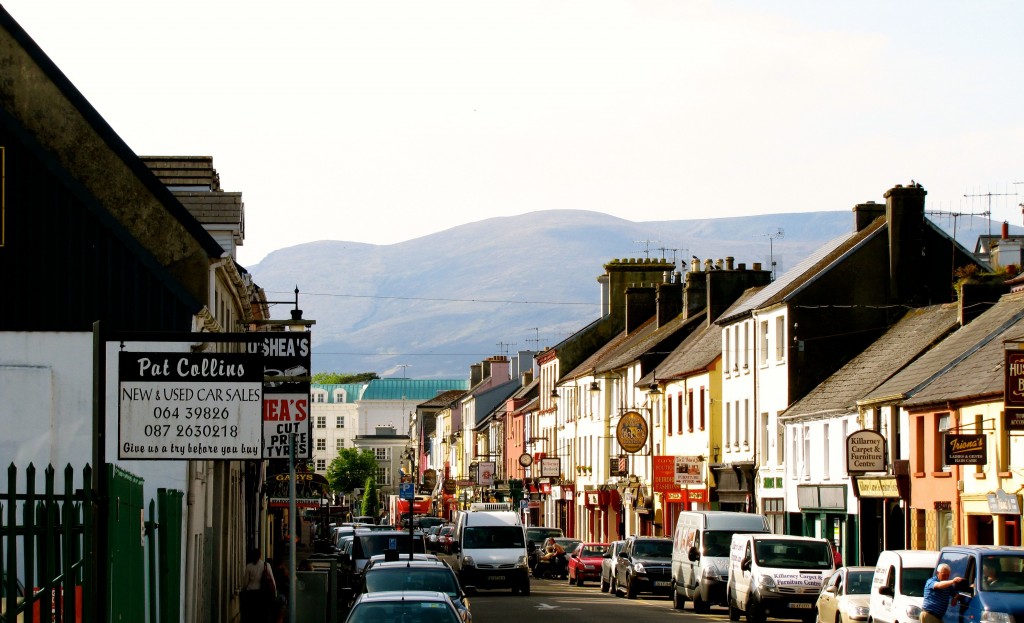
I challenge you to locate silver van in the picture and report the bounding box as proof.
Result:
[672,511,770,612]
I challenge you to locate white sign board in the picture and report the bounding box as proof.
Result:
[118,352,263,459]
[478,461,495,486]
[539,457,561,478]
[674,455,704,486]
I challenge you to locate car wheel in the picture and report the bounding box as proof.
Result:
[577,577,584,587]
[693,593,711,614]
[626,578,637,599]
[612,576,619,597]
[672,584,685,610]
[600,574,610,593]
[747,599,766,623]
[728,589,741,622]
[521,580,531,596]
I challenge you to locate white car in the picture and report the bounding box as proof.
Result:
[817,567,873,623]
[600,540,626,593]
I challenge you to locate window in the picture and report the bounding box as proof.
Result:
[936,413,951,472]
[336,439,344,450]
[743,399,750,448]
[699,387,705,430]
[760,320,769,366]
[841,420,849,477]
[667,395,673,435]
[337,416,345,428]
[937,509,954,547]
[759,412,769,465]
[775,316,786,361]
[764,498,785,534]
[686,390,693,432]
[733,326,740,370]
[678,392,684,433]
[725,402,731,449]
[743,322,750,369]
[803,425,811,478]
[375,466,391,485]
[915,415,926,473]
[316,416,326,429]
[314,392,325,403]
[316,459,326,471]
[733,400,740,448]
[790,428,799,479]
[374,447,390,460]
[724,330,731,372]
[776,420,784,465]
[316,439,326,451]
[823,423,830,479]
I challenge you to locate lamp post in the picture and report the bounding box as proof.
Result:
[408,412,417,560]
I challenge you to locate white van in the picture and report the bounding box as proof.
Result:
[451,509,530,595]
[672,511,770,612]
[868,550,939,623]
[727,533,836,623]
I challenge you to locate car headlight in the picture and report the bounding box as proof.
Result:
[756,574,777,591]
[981,612,1014,623]
[517,555,528,568]
[905,605,922,619]
[463,556,475,567]
[704,566,721,580]
[634,562,646,573]
[847,604,870,619]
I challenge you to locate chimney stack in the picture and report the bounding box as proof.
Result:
[625,285,657,333]
[885,182,927,303]
[854,200,885,232]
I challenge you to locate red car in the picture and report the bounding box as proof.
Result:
[568,542,610,586]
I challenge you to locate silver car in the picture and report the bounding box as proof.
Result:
[601,540,626,593]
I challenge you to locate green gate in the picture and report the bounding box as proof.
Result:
[1,463,183,623]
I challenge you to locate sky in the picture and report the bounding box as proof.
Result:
[4,1,1023,267]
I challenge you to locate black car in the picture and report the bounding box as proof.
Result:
[613,536,673,599]
[340,529,428,599]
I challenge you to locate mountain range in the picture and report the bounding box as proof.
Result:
[248,208,1007,378]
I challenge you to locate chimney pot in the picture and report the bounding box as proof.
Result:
[753,262,762,271]
[1003,221,1010,240]
[725,256,735,271]
[738,263,746,271]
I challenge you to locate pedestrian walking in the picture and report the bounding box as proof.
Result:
[241,548,276,623]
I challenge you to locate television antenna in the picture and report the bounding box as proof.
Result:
[525,327,541,350]
[759,228,785,281]
[656,246,688,269]
[964,191,1016,237]
[634,239,659,259]
[396,364,410,379]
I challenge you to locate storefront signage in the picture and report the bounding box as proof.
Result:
[616,411,648,453]
[586,491,601,507]
[118,352,263,460]
[1005,350,1024,406]
[846,429,886,473]
[987,489,1021,515]
[665,488,709,503]
[477,461,495,486]
[539,457,561,478]
[653,456,676,492]
[256,334,312,460]
[854,476,900,498]
[943,434,987,465]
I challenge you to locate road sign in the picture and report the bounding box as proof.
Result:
[400,482,414,500]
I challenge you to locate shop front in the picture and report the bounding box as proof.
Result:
[554,481,575,538]
[662,488,709,537]
[796,484,857,567]
[853,475,905,564]
[582,488,620,542]
[960,488,1022,545]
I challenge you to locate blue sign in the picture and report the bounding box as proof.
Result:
[519,499,529,511]
[400,482,415,500]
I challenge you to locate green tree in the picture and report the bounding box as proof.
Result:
[311,372,380,384]
[361,476,379,518]
[326,448,379,494]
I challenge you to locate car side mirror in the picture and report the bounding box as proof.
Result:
[688,546,700,562]
[825,585,837,594]
[619,551,628,558]
[741,557,751,572]
[879,586,893,598]
[603,552,611,559]
[463,586,477,596]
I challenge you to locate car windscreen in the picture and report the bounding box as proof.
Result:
[364,568,460,598]
[582,545,608,557]
[703,531,737,557]
[753,540,832,569]
[526,528,562,542]
[356,534,426,557]
[348,601,460,623]
[847,570,873,594]
[633,540,672,558]
[464,526,525,549]
[900,567,934,597]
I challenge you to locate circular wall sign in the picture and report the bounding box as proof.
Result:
[616,410,649,453]
[518,453,533,467]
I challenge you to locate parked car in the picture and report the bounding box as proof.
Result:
[340,529,428,600]
[867,550,939,623]
[356,558,472,623]
[935,545,1024,623]
[345,591,462,623]
[568,542,609,587]
[727,534,835,623]
[816,566,873,623]
[426,525,444,551]
[437,525,456,554]
[614,536,673,599]
[601,540,626,593]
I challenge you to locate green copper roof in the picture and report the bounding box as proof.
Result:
[311,383,367,404]
[360,378,469,401]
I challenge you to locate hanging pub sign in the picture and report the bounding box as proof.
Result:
[943,433,987,465]
[539,457,561,478]
[1006,350,1024,430]
[846,429,886,473]
[616,411,648,453]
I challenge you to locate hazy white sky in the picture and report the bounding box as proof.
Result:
[5,1,1022,266]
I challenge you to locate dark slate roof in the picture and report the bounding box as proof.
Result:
[509,378,539,401]
[644,288,764,383]
[472,380,521,429]
[597,311,706,375]
[862,292,1024,405]
[593,317,660,375]
[418,389,468,408]
[718,222,881,324]
[783,303,960,419]
[561,328,632,381]
[903,296,1024,407]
